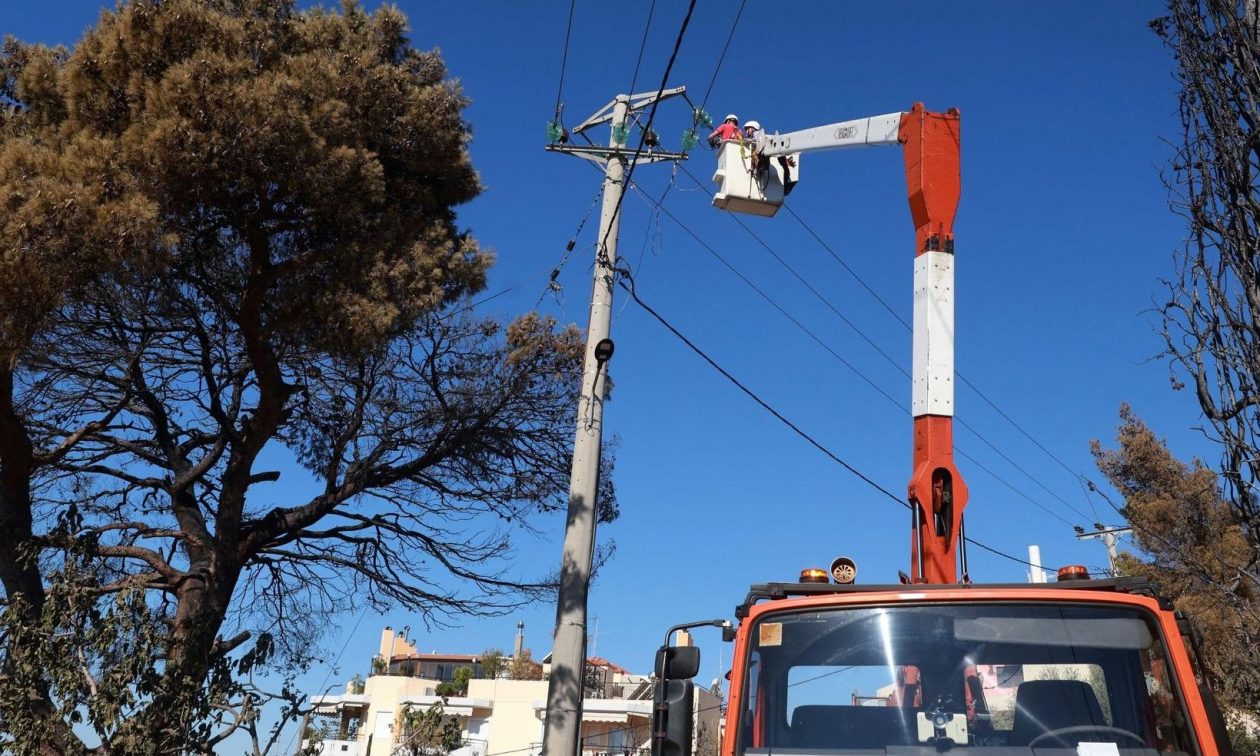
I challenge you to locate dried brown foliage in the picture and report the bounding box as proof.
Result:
[0,1,611,752]
[1092,406,1260,725]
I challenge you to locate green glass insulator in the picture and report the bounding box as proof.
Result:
[696,108,713,128]
[546,120,564,144]
[680,129,700,150]
[612,122,630,145]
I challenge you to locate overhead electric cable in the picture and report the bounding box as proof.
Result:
[627,178,1086,530]
[627,0,657,96]
[959,374,1104,522]
[616,273,1062,575]
[709,184,910,380]
[619,274,909,506]
[698,0,748,113]
[964,538,1041,569]
[553,0,578,118]
[954,415,1095,523]
[1085,477,1260,603]
[536,186,606,306]
[625,182,904,410]
[954,447,1077,529]
[676,164,1095,524]
[283,606,369,753]
[439,269,554,322]
[782,200,1103,522]
[594,0,697,267]
[782,203,910,329]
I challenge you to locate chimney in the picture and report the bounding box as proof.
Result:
[514,620,525,658]
[379,627,396,660]
[676,630,693,647]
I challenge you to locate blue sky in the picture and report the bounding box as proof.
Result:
[6,0,1208,749]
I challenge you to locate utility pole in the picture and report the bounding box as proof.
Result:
[1075,524,1132,577]
[541,88,687,756]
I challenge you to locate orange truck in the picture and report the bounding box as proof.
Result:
[648,105,1233,755]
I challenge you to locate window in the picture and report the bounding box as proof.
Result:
[977,662,1111,731]
[737,603,1198,754]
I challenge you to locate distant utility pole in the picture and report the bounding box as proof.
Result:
[1075,524,1132,577]
[541,87,687,756]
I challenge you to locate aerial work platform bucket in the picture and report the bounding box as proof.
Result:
[711,141,798,218]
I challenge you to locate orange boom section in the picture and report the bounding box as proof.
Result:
[900,104,966,584]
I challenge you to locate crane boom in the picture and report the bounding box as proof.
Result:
[758,112,903,157]
[712,103,965,583]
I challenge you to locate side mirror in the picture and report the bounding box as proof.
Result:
[656,646,700,680]
[653,679,695,756]
[652,646,700,756]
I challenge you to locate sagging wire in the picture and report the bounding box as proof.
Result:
[537,186,604,308]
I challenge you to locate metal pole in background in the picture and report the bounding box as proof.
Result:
[542,88,688,756]
[1075,525,1132,576]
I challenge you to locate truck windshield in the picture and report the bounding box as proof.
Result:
[738,603,1198,755]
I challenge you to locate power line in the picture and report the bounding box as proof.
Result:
[673,164,1095,526]
[954,415,1096,525]
[536,186,606,307]
[552,0,577,119]
[627,0,657,96]
[626,176,1085,531]
[284,606,370,754]
[617,273,1051,574]
[781,201,1103,523]
[782,203,909,330]
[1084,476,1260,604]
[954,447,1077,529]
[625,180,904,411]
[960,373,1103,523]
[594,0,697,267]
[617,274,904,505]
[964,537,1040,569]
[439,269,555,323]
[699,0,747,113]
[707,185,910,383]
[631,3,744,234]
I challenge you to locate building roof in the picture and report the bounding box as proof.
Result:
[586,656,630,675]
[390,653,481,663]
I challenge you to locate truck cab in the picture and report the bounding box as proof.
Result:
[720,577,1229,755]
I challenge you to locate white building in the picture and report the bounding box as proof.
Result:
[303,627,721,756]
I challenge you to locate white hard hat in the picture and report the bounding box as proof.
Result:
[744,120,761,131]
[724,114,738,123]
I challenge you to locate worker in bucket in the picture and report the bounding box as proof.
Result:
[743,120,768,180]
[707,114,741,147]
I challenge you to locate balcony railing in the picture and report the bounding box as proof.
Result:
[527,742,649,756]
[392,735,488,756]
[302,738,361,756]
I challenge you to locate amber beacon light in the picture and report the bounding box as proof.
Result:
[1056,565,1090,582]
[799,568,830,584]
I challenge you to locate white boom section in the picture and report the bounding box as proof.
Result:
[912,251,955,417]
[759,112,903,158]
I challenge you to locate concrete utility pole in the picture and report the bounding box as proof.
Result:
[541,87,687,756]
[1075,525,1132,577]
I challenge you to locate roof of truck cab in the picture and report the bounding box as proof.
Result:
[737,577,1169,618]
